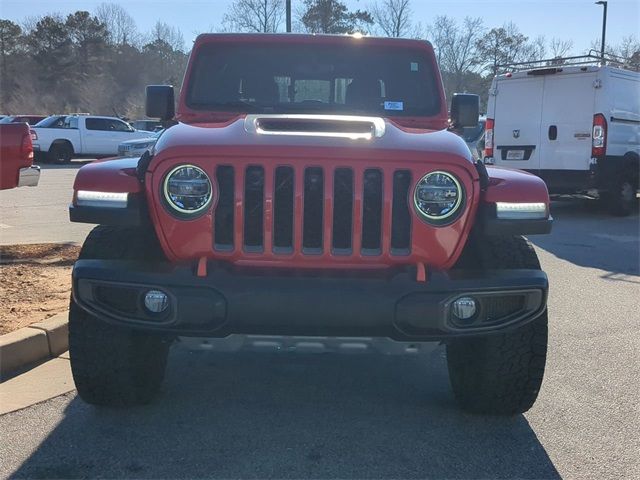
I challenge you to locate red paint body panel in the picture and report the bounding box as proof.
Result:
[71,34,551,272]
[72,157,142,193]
[484,166,550,206]
[177,34,449,131]
[145,119,479,270]
[0,123,33,190]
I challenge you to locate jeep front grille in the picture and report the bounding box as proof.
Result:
[213,165,412,258]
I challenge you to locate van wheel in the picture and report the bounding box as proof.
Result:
[605,175,636,217]
[48,142,73,164]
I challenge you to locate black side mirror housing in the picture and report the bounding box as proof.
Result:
[146,85,175,120]
[450,93,480,129]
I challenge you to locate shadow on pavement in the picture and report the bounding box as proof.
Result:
[11,347,559,479]
[531,199,639,277]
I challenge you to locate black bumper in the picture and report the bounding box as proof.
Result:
[72,260,548,341]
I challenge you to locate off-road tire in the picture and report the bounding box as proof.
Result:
[48,142,73,164]
[447,235,548,415]
[604,173,637,217]
[69,226,170,406]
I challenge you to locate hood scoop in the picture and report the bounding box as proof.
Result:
[244,114,386,140]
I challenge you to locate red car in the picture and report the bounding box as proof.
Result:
[0,123,40,190]
[68,34,552,414]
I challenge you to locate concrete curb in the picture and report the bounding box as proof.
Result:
[0,312,69,380]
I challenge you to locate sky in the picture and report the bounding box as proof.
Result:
[1,0,639,54]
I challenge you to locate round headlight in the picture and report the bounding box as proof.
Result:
[163,165,212,215]
[414,171,464,224]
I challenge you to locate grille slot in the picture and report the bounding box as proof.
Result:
[212,164,411,259]
[302,167,324,253]
[273,166,295,252]
[214,166,235,251]
[361,169,383,255]
[391,170,412,254]
[243,166,264,252]
[332,168,354,254]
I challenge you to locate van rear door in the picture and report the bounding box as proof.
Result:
[492,75,544,173]
[538,71,596,189]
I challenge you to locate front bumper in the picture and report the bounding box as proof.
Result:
[72,260,548,340]
[18,166,41,187]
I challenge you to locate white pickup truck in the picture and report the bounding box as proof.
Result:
[32,115,152,163]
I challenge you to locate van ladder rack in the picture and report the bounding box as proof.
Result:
[497,50,639,73]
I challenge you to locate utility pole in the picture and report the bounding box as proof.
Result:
[595,1,608,65]
[286,0,292,32]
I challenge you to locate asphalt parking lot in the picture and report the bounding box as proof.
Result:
[0,166,639,479]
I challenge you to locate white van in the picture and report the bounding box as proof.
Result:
[484,61,639,215]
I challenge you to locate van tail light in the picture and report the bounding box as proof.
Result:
[30,129,37,141]
[21,133,34,162]
[592,114,607,157]
[484,118,494,158]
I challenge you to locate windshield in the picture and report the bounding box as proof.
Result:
[187,44,440,117]
[34,116,65,128]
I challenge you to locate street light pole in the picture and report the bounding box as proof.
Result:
[595,1,608,65]
[286,0,292,33]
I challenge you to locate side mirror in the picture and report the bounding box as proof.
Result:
[146,85,175,120]
[450,93,479,129]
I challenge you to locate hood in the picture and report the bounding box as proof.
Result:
[152,115,472,163]
[120,136,157,146]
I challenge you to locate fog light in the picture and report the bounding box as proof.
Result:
[452,297,477,320]
[144,290,169,313]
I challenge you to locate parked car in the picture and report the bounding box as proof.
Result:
[0,115,46,125]
[131,119,163,132]
[33,115,67,128]
[117,129,164,157]
[68,33,552,414]
[31,115,153,163]
[461,115,486,160]
[485,57,640,215]
[0,123,40,190]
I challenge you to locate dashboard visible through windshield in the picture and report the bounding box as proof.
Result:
[186,44,441,117]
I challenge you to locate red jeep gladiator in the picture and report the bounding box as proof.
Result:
[68,34,552,414]
[0,123,40,190]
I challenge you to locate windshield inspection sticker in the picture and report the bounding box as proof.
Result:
[411,62,419,72]
[384,101,404,111]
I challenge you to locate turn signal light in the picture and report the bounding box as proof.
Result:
[484,118,494,159]
[592,113,607,157]
[21,134,34,161]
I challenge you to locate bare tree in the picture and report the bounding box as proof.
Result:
[429,16,483,91]
[370,0,421,38]
[222,0,284,33]
[531,35,547,60]
[427,15,456,66]
[95,3,139,46]
[148,21,185,52]
[549,37,573,58]
[617,35,640,60]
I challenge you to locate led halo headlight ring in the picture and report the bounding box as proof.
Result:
[413,171,465,226]
[162,164,213,217]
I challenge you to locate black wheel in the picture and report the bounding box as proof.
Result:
[48,142,73,164]
[604,174,637,217]
[69,226,170,406]
[447,235,548,415]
